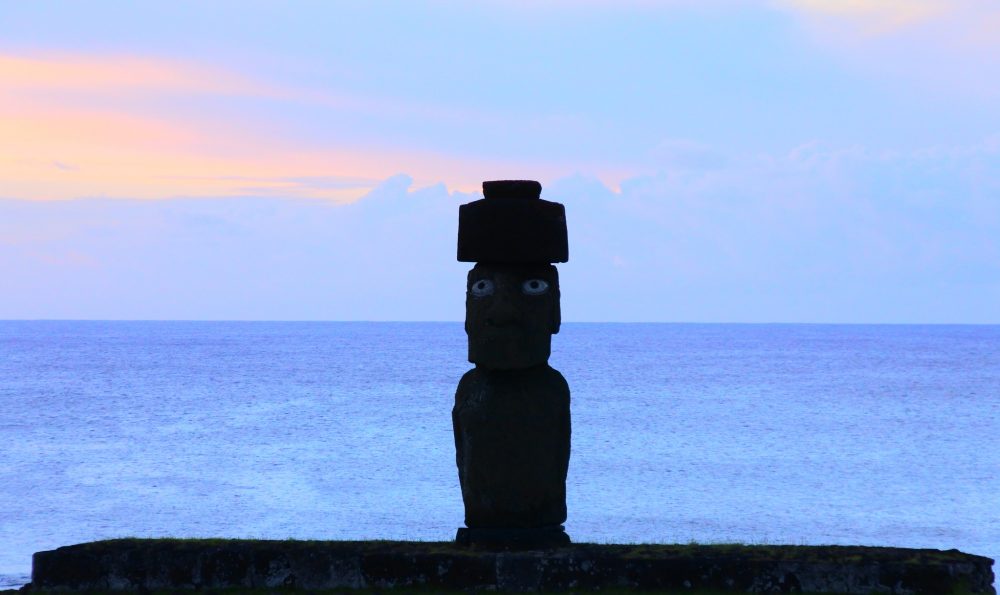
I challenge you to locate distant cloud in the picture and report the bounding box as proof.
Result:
[777,0,946,34]
[4,135,994,322]
[483,0,999,100]
[0,53,365,200]
[0,53,568,201]
[650,138,729,172]
[773,0,1000,96]
[2,3,996,211]
[0,53,271,96]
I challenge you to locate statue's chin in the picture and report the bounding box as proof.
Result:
[468,334,551,370]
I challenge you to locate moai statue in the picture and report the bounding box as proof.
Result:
[453,180,571,548]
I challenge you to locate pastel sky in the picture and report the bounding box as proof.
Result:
[2,1,998,322]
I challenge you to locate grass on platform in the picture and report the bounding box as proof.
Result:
[66,536,981,565]
[17,589,985,595]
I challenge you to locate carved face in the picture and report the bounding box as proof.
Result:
[465,263,560,370]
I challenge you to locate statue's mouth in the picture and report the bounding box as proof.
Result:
[485,319,521,329]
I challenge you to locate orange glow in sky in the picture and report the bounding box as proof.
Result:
[1,53,619,201]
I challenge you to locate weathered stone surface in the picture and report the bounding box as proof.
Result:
[29,539,996,593]
[457,181,568,264]
[453,365,571,529]
[464,263,560,370]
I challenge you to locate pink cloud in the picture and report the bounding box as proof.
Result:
[1,53,593,201]
[0,53,275,99]
[773,0,1000,97]
[776,0,947,34]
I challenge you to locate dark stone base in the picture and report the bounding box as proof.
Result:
[455,525,571,549]
[29,539,996,593]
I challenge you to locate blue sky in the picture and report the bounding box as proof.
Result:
[1,1,998,321]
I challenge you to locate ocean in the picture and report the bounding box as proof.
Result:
[1,321,997,589]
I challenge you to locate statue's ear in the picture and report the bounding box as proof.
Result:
[464,267,475,335]
[551,294,561,335]
[550,265,561,334]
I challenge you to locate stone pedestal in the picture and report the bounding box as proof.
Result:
[455,526,571,549]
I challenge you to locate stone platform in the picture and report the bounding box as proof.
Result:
[29,539,995,593]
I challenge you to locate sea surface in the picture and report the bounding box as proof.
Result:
[1,321,998,589]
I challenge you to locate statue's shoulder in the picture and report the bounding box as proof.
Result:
[538,364,569,390]
[456,366,568,400]
[455,368,483,405]
[528,365,569,405]
[457,367,482,388]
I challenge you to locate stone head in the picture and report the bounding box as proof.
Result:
[457,180,568,370]
[465,262,560,369]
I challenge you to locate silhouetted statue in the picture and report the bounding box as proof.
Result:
[453,180,571,548]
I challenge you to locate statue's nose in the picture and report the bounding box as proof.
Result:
[486,292,519,327]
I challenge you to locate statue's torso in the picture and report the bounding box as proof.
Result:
[453,365,571,529]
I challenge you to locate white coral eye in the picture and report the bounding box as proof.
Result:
[470,279,495,297]
[521,279,549,295]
